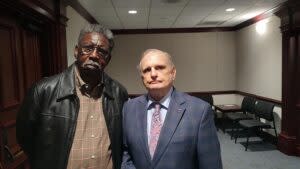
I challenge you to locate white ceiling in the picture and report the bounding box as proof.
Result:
[77,0,286,29]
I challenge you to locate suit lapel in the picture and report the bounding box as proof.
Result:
[136,95,152,163]
[151,90,186,166]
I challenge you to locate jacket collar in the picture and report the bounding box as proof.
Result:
[102,72,114,99]
[56,63,114,101]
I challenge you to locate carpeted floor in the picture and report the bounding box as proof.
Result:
[218,130,300,169]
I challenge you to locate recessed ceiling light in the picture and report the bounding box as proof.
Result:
[226,8,235,12]
[128,10,137,14]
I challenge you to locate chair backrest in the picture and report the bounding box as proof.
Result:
[197,94,213,106]
[241,96,256,113]
[254,100,275,121]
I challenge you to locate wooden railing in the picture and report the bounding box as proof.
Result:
[129,90,282,106]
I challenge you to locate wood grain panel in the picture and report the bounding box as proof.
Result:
[297,33,300,107]
[0,0,68,168]
[21,29,42,90]
[276,0,300,156]
[0,24,20,111]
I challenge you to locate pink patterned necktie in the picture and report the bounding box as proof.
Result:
[149,103,162,158]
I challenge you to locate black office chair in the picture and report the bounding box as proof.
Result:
[226,96,256,140]
[236,100,277,151]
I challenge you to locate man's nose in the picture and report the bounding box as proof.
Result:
[150,69,158,77]
[90,48,99,58]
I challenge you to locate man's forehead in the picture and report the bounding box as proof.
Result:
[80,32,108,44]
[143,52,169,61]
[141,54,170,67]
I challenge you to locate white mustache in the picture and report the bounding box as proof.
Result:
[82,60,102,69]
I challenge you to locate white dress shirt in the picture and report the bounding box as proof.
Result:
[146,88,173,144]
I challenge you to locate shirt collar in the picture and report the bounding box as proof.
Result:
[147,87,173,110]
[74,66,104,98]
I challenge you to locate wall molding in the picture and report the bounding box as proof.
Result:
[129,90,282,106]
[278,132,297,155]
[236,91,281,105]
[112,27,235,34]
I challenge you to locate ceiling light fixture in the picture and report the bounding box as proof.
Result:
[128,10,137,14]
[226,8,235,12]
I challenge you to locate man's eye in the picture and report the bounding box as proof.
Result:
[82,46,93,52]
[97,48,109,56]
[142,68,151,73]
[85,48,93,52]
[156,66,165,70]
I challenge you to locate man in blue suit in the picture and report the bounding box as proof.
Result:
[122,49,222,169]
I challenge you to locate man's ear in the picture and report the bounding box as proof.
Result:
[172,68,176,81]
[74,45,79,59]
[105,54,112,64]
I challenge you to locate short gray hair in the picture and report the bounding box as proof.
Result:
[137,49,175,72]
[78,24,114,51]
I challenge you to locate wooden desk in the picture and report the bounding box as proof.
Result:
[214,104,242,133]
[214,104,242,113]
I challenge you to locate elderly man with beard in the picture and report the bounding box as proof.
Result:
[16,24,128,169]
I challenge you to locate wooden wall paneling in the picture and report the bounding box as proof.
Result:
[297,32,300,156]
[276,0,300,156]
[54,22,68,73]
[0,0,68,168]
[296,29,300,157]
[0,125,4,169]
[46,23,67,75]
[58,23,68,70]
[37,25,50,78]
[0,15,28,169]
[277,29,297,155]
[18,0,56,21]
[0,16,23,120]
[21,28,42,90]
[0,23,20,110]
[0,0,68,75]
[35,0,56,12]
[43,0,68,75]
[0,120,29,169]
[57,0,68,72]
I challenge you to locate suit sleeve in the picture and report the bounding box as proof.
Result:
[197,104,223,169]
[121,101,137,169]
[16,84,39,158]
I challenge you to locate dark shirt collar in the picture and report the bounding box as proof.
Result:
[74,66,104,98]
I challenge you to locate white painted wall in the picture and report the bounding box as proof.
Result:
[66,6,89,66]
[108,32,236,94]
[236,16,282,101]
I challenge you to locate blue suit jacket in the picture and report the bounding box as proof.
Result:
[122,89,222,169]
